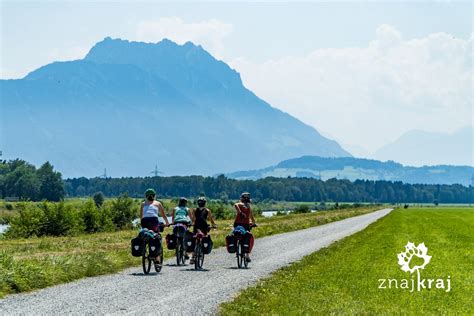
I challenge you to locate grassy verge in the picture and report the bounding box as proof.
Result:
[0,206,380,298]
[220,207,474,315]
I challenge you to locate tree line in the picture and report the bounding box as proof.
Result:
[1,159,472,204]
[65,175,473,204]
[0,159,64,201]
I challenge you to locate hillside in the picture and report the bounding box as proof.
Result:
[226,156,473,186]
[1,38,349,177]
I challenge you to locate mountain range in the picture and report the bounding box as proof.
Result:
[1,37,350,177]
[226,155,474,186]
[372,126,473,166]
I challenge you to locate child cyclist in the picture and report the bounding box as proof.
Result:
[172,197,194,259]
[190,197,217,264]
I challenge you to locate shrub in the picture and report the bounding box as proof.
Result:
[5,203,45,238]
[39,202,82,236]
[110,194,136,229]
[93,192,105,208]
[294,204,311,214]
[4,203,13,211]
[81,199,101,233]
[211,202,234,220]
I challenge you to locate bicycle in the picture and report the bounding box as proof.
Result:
[173,223,190,266]
[193,226,216,270]
[234,223,257,269]
[141,227,164,275]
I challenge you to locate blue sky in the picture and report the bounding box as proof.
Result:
[1,1,472,157]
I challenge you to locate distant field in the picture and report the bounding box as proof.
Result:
[0,206,380,298]
[220,207,474,314]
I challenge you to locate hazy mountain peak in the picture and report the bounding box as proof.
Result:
[84,36,242,94]
[2,38,349,177]
[373,126,473,166]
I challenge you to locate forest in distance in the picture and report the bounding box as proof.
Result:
[1,159,472,204]
[65,175,472,204]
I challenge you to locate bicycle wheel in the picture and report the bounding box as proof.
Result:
[180,240,186,265]
[176,241,182,266]
[154,247,163,273]
[142,242,151,275]
[242,243,248,269]
[195,243,204,270]
[198,248,205,269]
[236,240,242,269]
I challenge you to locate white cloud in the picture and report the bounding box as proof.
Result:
[230,25,473,154]
[135,17,233,58]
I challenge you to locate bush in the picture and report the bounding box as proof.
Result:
[4,203,13,211]
[211,202,234,220]
[294,205,311,214]
[110,194,136,229]
[39,202,82,236]
[81,199,101,233]
[5,203,44,238]
[93,192,105,208]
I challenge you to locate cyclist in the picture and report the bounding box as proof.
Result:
[190,196,217,264]
[172,197,193,226]
[140,188,169,264]
[234,192,256,262]
[171,197,193,259]
[140,188,169,232]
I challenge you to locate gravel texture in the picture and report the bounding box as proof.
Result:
[0,208,392,315]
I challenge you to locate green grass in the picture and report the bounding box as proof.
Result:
[0,206,380,298]
[220,207,474,315]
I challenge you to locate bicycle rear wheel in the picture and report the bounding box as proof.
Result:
[154,247,163,273]
[242,243,248,269]
[195,243,204,270]
[142,242,152,274]
[176,242,182,266]
[180,238,187,265]
[236,241,242,269]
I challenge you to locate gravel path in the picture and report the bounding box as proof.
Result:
[0,208,392,315]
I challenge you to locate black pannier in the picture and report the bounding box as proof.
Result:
[166,233,177,250]
[149,235,162,257]
[185,231,195,252]
[131,237,143,257]
[225,234,236,253]
[202,235,213,254]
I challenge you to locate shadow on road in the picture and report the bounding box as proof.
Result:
[129,272,160,276]
[181,268,210,272]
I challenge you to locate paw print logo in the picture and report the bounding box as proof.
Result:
[397,242,431,274]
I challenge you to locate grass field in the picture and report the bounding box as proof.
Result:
[220,207,474,315]
[0,206,380,298]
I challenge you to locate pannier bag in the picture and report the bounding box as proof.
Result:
[225,234,237,253]
[149,234,162,258]
[242,233,254,253]
[202,235,213,255]
[131,237,143,257]
[166,233,177,250]
[185,231,195,252]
